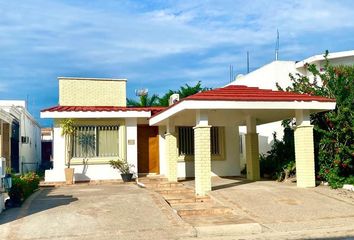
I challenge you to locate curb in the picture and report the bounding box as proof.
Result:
[195,222,263,237]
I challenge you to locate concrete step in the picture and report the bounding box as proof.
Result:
[164,193,211,204]
[172,202,232,217]
[141,182,184,189]
[156,187,194,194]
[137,177,168,183]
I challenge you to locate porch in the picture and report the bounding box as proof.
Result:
[149,85,336,196]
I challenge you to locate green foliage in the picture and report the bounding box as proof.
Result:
[109,159,134,174]
[260,127,295,181]
[278,51,354,188]
[61,119,76,168]
[127,81,209,107]
[8,172,40,205]
[127,94,160,107]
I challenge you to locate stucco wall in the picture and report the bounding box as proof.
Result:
[59,78,127,107]
[45,117,137,182]
[19,111,41,173]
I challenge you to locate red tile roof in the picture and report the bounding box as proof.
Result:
[185,85,335,102]
[41,106,165,115]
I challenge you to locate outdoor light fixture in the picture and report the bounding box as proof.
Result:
[3,174,12,191]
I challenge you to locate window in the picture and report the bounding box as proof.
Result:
[72,126,119,158]
[178,126,224,160]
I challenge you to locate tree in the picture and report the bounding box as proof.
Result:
[126,94,159,107]
[277,51,354,188]
[127,81,209,107]
[158,81,209,107]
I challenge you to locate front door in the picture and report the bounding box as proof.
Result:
[137,125,159,174]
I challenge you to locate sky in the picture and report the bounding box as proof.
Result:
[0,0,353,126]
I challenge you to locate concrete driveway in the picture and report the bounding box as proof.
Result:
[208,177,354,239]
[0,184,195,240]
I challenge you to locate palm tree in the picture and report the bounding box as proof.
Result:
[127,94,160,107]
[61,119,75,168]
[158,81,209,107]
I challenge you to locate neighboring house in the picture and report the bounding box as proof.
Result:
[0,100,41,174]
[1,108,12,213]
[42,77,335,197]
[41,128,53,169]
[228,50,354,167]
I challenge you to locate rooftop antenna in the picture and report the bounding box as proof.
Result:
[135,88,148,97]
[247,51,250,73]
[229,65,234,82]
[275,29,279,61]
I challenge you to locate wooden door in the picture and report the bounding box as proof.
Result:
[137,125,159,174]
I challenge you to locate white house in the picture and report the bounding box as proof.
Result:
[42,76,335,197]
[0,100,40,212]
[228,50,354,167]
[0,100,41,174]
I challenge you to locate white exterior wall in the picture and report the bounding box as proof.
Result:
[45,118,139,182]
[0,101,41,174]
[126,118,138,177]
[19,110,41,173]
[230,52,354,155]
[158,125,167,176]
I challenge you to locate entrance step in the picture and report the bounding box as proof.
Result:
[140,182,184,189]
[172,202,232,217]
[163,193,211,204]
[155,187,194,194]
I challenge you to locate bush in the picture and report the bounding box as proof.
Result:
[8,172,40,206]
[278,52,354,188]
[260,127,295,181]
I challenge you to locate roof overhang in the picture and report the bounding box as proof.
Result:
[41,110,152,119]
[149,100,336,126]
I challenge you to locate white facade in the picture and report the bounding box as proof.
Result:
[229,50,354,156]
[0,100,41,174]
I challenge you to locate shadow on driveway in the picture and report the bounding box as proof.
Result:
[0,188,78,225]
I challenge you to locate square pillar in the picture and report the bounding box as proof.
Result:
[194,110,211,196]
[295,110,315,187]
[194,125,212,196]
[245,116,260,181]
[165,120,178,182]
[245,133,260,180]
[294,125,315,187]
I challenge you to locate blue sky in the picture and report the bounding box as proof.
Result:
[0,0,353,126]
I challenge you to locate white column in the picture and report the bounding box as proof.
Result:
[126,118,138,177]
[245,116,260,180]
[295,110,315,187]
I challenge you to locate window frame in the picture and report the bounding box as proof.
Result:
[176,126,225,161]
[70,124,121,164]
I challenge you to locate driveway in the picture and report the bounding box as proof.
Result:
[208,177,354,239]
[0,184,195,240]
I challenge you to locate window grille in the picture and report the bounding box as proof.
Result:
[72,125,119,158]
[178,126,222,156]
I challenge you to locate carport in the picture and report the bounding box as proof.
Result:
[149,85,336,196]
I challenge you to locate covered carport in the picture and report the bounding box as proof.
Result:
[149,85,336,196]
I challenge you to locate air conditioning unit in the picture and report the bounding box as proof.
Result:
[169,94,180,106]
[21,136,30,144]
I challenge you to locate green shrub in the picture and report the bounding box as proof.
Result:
[8,172,40,206]
[277,52,354,188]
[260,127,295,181]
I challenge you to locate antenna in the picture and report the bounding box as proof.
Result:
[275,29,279,61]
[229,65,235,82]
[247,51,250,73]
[135,88,148,97]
